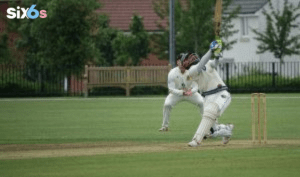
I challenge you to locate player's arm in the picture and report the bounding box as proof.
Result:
[189,40,221,75]
[190,81,199,94]
[188,49,212,76]
[209,57,220,69]
[184,81,198,96]
[168,72,183,96]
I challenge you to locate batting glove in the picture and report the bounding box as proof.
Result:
[210,40,222,58]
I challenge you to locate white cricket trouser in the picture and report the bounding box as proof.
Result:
[162,92,204,128]
[192,90,231,143]
[204,90,231,117]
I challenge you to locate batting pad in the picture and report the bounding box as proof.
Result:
[192,103,219,143]
[193,117,216,144]
[203,102,220,119]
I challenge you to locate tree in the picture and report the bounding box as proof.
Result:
[112,14,150,66]
[8,0,105,75]
[253,0,300,63]
[152,0,240,58]
[32,0,102,75]
[93,15,118,66]
[0,33,10,64]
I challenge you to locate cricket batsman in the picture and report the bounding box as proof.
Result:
[178,40,234,147]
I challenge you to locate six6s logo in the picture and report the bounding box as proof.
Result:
[7,5,47,19]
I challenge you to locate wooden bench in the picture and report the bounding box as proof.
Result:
[83,65,172,96]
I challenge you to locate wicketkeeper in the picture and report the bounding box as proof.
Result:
[159,58,204,131]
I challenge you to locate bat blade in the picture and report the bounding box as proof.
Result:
[214,0,223,38]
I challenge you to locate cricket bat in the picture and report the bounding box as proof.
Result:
[214,0,223,54]
[214,0,223,39]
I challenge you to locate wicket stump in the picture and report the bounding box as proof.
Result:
[251,93,267,144]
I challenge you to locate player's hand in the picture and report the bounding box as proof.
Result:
[183,89,193,96]
[210,40,222,57]
[210,40,219,50]
[210,40,222,50]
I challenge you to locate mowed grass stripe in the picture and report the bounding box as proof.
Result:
[1,146,300,177]
[1,94,300,144]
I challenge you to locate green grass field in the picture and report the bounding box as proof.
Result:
[1,93,300,177]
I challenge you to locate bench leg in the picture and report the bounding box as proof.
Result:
[126,84,130,96]
[84,89,89,98]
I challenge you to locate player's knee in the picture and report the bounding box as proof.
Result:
[196,102,203,108]
[203,103,220,120]
[164,103,173,109]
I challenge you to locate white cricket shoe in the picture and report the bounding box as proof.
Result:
[159,127,168,132]
[222,124,234,144]
[188,140,200,147]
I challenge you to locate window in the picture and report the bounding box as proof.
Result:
[241,17,249,36]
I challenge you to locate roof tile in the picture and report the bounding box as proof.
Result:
[98,0,167,31]
[98,0,269,31]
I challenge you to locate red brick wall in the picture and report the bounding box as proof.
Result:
[70,75,84,93]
